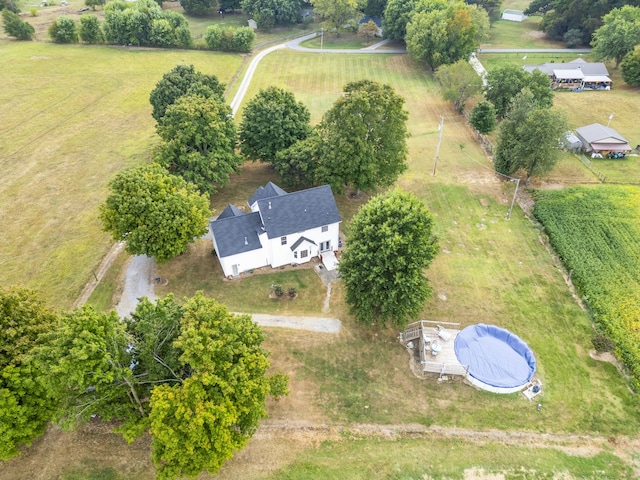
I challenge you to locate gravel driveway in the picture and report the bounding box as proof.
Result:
[115,254,157,319]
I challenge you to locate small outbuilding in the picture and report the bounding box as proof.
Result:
[561,131,583,151]
[501,9,527,22]
[575,123,631,154]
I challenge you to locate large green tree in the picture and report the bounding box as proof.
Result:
[406,2,483,71]
[315,80,409,194]
[382,0,417,40]
[484,64,553,117]
[364,0,387,17]
[149,65,226,124]
[592,5,640,68]
[312,0,360,34]
[2,9,34,40]
[434,59,483,112]
[100,164,210,263]
[239,86,311,164]
[273,133,320,189]
[465,0,503,22]
[621,45,640,87]
[240,0,299,29]
[0,287,58,460]
[148,293,287,479]
[494,89,567,184]
[155,93,241,195]
[36,306,134,429]
[340,189,438,328]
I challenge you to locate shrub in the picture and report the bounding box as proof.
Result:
[2,9,35,40]
[48,15,78,43]
[204,24,254,52]
[592,333,615,353]
[271,284,284,297]
[30,8,38,16]
[287,287,297,297]
[79,15,103,43]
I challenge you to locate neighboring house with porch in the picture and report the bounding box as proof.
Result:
[210,182,342,277]
[524,58,612,90]
[575,123,631,154]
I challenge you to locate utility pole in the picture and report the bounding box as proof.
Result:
[607,112,614,128]
[432,116,444,176]
[506,178,520,220]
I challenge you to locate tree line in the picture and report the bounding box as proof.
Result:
[1,0,255,51]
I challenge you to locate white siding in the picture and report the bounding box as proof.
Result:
[270,222,340,268]
[218,249,269,277]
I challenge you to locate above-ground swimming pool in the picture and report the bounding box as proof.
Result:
[454,324,536,393]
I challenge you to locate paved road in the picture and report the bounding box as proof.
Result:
[479,48,591,53]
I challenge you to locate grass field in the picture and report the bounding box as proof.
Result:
[0,41,243,309]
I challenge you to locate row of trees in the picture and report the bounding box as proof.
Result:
[2,0,255,52]
[434,59,566,184]
[238,80,410,194]
[0,286,287,479]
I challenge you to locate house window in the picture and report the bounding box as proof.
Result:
[320,241,330,252]
[281,236,287,245]
[294,251,298,259]
[301,250,308,258]
[321,225,328,232]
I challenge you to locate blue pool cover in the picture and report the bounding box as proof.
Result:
[454,324,536,388]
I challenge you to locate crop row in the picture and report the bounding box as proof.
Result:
[533,185,640,392]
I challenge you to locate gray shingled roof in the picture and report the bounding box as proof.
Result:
[248,181,287,207]
[257,185,342,239]
[210,212,263,257]
[575,123,627,143]
[217,204,245,220]
[524,59,609,77]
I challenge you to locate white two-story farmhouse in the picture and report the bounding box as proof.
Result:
[210,182,342,277]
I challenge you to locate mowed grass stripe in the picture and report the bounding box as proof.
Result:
[0,42,244,309]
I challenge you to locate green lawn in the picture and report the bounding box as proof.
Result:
[270,438,634,479]
[0,41,243,309]
[482,16,564,50]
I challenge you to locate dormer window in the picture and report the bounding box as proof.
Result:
[281,236,287,245]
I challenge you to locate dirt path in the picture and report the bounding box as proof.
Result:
[73,241,125,308]
[247,313,341,333]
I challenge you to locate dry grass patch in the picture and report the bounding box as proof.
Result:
[0,41,243,309]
